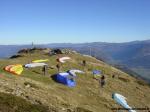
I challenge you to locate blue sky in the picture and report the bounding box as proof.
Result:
[0,0,150,44]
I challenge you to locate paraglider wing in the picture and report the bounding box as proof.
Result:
[4,64,23,75]
[32,59,49,63]
[92,70,101,75]
[112,93,136,112]
[68,69,84,77]
[25,63,47,68]
[4,65,14,71]
[58,57,71,63]
[56,72,76,87]
[9,65,23,75]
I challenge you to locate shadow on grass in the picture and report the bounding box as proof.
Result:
[51,74,57,82]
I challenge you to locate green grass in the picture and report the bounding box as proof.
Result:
[0,92,49,112]
[0,49,150,112]
[24,81,39,89]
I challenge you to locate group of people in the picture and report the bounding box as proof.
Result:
[82,60,106,88]
[42,59,106,88]
[83,60,106,88]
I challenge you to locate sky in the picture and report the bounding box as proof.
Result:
[0,0,150,44]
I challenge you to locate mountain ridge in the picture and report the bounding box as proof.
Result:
[0,40,150,83]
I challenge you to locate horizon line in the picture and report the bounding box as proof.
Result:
[0,39,149,45]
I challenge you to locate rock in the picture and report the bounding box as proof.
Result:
[61,108,66,111]
[25,84,31,88]
[12,87,24,96]
[35,99,42,105]
[75,107,93,112]
[66,109,73,112]
[25,95,30,100]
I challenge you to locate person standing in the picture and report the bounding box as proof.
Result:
[82,60,86,66]
[42,65,48,75]
[112,74,115,78]
[56,63,61,72]
[100,75,106,88]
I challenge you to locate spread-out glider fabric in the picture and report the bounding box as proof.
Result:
[56,73,76,87]
[5,65,14,71]
[92,70,101,75]
[67,69,84,77]
[32,59,49,63]
[112,93,136,112]
[25,63,47,68]
[57,57,71,63]
[4,64,23,75]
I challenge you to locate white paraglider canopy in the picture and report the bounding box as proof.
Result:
[58,57,71,63]
[67,69,84,77]
[25,63,47,68]
[112,93,136,112]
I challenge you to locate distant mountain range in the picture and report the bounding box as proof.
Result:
[0,40,150,83]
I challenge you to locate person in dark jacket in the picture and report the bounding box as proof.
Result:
[42,65,48,75]
[56,63,61,72]
[100,75,106,88]
[82,60,86,66]
[112,74,115,78]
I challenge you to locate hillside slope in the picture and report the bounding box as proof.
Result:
[0,40,150,83]
[0,49,150,112]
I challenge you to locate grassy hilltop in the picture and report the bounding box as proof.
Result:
[0,48,149,112]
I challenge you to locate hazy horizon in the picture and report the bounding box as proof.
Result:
[0,39,149,45]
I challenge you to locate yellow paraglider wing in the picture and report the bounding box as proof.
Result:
[32,59,49,63]
[9,64,23,75]
[5,64,23,75]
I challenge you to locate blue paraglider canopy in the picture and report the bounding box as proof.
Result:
[92,70,101,75]
[56,73,76,87]
[54,69,84,87]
